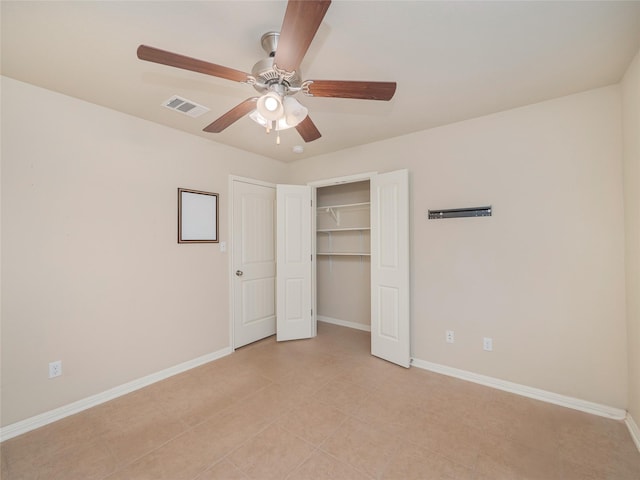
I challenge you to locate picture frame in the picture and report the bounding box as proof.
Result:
[178,188,219,243]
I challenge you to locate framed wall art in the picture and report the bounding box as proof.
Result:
[178,188,219,243]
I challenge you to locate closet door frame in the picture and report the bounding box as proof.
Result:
[307,172,378,344]
[308,172,378,341]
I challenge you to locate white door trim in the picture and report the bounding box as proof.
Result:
[307,171,378,188]
[228,175,276,351]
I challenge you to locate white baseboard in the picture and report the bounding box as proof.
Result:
[411,358,626,421]
[3,347,634,449]
[0,346,232,442]
[626,414,640,452]
[318,316,371,332]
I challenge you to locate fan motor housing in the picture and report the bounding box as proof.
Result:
[252,32,302,95]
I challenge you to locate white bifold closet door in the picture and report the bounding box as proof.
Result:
[276,184,314,341]
[370,169,410,367]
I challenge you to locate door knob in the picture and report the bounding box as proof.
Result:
[235,270,243,277]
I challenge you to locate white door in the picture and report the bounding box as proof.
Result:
[232,179,277,348]
[276,184,314,341]
[371,169,410,367]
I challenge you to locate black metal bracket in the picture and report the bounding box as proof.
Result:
[428,206,492,219]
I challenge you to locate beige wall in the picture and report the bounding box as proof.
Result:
[622,49,640,421]
[1,74,633,428]
[0,77,287,426]
[290,85,628,408]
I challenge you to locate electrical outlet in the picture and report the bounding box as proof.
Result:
[446,330,455,343]
[49,360,62,378]
[483,337,493,351]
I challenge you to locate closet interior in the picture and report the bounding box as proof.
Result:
[316,180,372,331]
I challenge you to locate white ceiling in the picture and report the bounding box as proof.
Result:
[2,1,640,163]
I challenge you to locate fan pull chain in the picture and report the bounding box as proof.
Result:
[263,120,280,145]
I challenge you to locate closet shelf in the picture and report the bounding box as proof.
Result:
[317,227,371,233]
[317,201,370,211]
[317,252,371,256]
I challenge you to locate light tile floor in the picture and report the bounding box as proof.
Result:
[2,322,639,479]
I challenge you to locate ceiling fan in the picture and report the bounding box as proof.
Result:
[137,0,396,144]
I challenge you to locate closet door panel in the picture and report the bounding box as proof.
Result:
[276,184,313,341]
[371,169,410,367]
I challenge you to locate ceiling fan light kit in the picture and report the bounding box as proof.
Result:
[136,0,396,145]
[250,94,308,131]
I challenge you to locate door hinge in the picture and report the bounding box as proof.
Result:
[311,254,313,261]
[311,309,313,317]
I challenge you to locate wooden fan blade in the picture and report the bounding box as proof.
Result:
[137,45,251,83]
[304,80,397,101]
[203,98,258,133]
[273,0,331,73]
[295,115,322,143]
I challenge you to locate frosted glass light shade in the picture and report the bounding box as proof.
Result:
[283,96,308,127]
[256,92,284,121]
